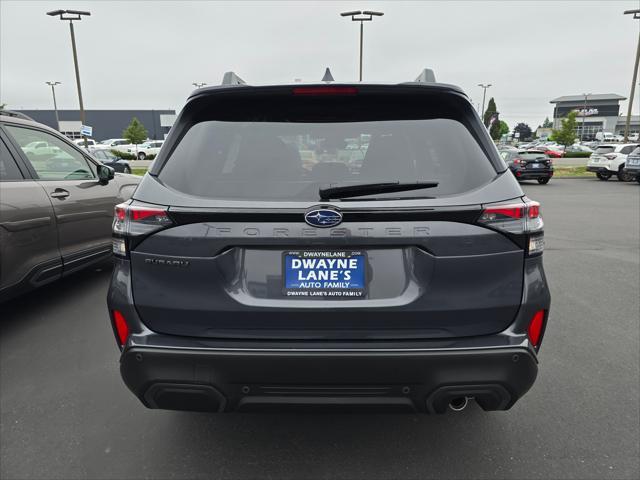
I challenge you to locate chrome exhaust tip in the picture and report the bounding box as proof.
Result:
[448,396,469,411]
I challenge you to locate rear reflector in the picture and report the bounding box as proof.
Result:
[292,86,358,96]
[112,310,130,347]
[527,310,546,347]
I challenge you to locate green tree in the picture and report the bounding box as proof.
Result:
[550,111,578,147]
[122,117,148,145]
[514,123,533,141]
[483,97,497,127]
[542,117,553,128]
[499,120,510,136]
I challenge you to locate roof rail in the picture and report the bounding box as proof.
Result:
[414,68,436,83]
[221,71,246,85]
[0,110,35,121]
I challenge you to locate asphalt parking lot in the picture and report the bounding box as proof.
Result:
[1,178,638,480]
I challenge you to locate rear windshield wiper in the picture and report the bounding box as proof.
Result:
[319,181,439,200]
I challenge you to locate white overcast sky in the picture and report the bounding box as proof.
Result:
[1,0,639,129]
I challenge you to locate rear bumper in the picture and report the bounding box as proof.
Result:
[120,344,538,413]
[586,165,613,173]
[511,168,553,180]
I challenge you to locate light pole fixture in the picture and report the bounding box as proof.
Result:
[192,82,207,89]
[478,83,492,120]
[45,81,61,131]
[623,9,640,142]
[47,9,90,146]
[340,10,384,82]
[580,93,591,141]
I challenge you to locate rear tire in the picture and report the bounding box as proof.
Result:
[596,172,611,181]
[636,177,640,184]
[537,177,550,185]
[124,166,132,174]
[138,152,146,160]
[617,167,633,182]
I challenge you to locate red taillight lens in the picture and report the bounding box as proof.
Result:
[528,310,546,347]
[292,86,358,96]
[513,157,522,165]
[478,200,544,254]
[604,153,617,160]
[112,203,173,257]
[112,310,129,347]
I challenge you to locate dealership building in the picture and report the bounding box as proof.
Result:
[13,109,176,141]
[550,94,639,140]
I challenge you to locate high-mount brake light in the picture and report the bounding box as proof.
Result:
[478,200,544,255]
[292,86,359,96]
[112,203,173,257]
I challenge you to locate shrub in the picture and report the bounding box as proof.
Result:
[562,151,592,158]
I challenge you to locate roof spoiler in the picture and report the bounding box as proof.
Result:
[221,71,246,85]
[414,68,436,83]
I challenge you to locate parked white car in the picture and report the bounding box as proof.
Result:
[22,141,61,155]
[93,138,132,151]
[73,138,98,149]
[128,140,164,160]
[586,143,640,181]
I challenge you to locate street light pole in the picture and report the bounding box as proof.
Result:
[47,9,90,147]
[340,10,384,82]
[580,92,591,142]
[478,83,492,122]
[45,81,61,130]
[623,9,640,142]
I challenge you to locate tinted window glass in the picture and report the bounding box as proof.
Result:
[0,139,23,180]
[630,147,640,156]
[160,118,496,201]
[6,126,95,180]
[521,152,548,160]
[595,146,615,154]
[620,145,638,155]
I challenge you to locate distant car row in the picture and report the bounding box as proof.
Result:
[498,142,640,184]
[72,137,164,160]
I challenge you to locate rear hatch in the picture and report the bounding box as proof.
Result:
[519,151,552,170]
[590,145,616,164]
[128,85,528,340]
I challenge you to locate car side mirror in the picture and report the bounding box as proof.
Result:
[97,164,115,184]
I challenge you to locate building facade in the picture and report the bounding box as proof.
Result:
[13,109,176,141]
[550,94,639,140]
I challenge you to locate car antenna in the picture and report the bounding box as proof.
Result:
[221,71,246,85]
[414,68,436,83]
[321,67,335,83]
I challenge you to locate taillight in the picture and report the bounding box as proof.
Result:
[112,202,173,257]
[527,310,546,348]
[603,153,617,160]
[111,310,130,347]
[478,199,544,255]
[513,157,522,165]
[292,86,358,96]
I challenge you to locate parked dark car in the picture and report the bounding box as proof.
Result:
[107,74,551,414]
[500,149,554,184]
[622,146,640,184]
[0,115,140,301]
[92,149,132,173]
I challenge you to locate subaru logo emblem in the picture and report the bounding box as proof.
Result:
[304,207,343,228]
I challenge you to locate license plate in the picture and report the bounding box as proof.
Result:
[530,163,541,168]
[283,251,366,298]
[628,158,640,165]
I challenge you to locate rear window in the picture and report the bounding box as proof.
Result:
[595,146,615,154]
[159,93,497,201]
[520,152,548,160]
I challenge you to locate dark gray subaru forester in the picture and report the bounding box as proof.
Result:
[107,71,551,414]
